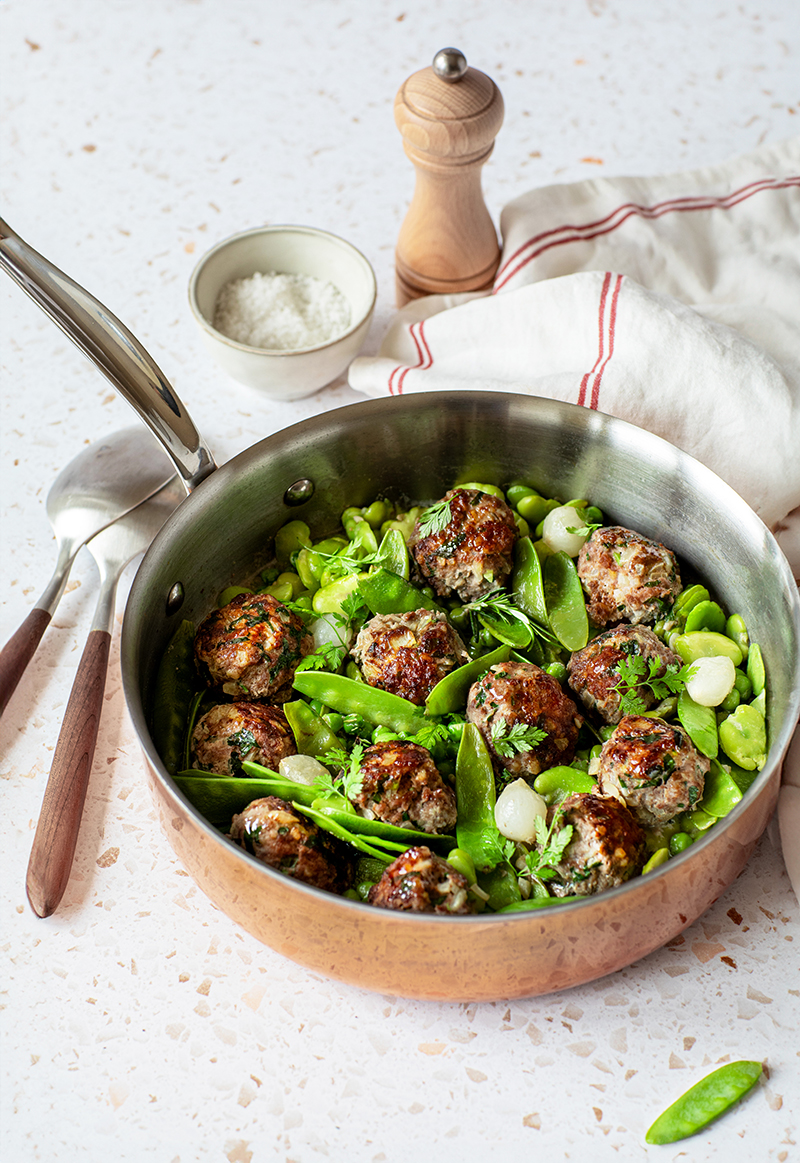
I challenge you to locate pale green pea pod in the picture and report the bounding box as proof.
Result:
[699,759,743,818]
[672,631,743,667]
[718,703,767,771]
[746,642,765,697]
[725,612,749,660]
[274,519,311,568]
[533,765,595,805]
[677,689,718,758]
[642,848,669,874]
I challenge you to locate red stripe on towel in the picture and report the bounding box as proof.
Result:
[578,272,613,407]
[390,318,433,396]
[590,274,623,410]
[494,175,800,291]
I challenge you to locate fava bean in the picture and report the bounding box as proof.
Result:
[446,847,477,884]
[725,612,750,659]
[274,520,311,568]
[719,703,766,770]
[543,551,589,651]
[533,765,596,805]
[672,631,743,667]
[456,481,506,500]
[699,758,743,818]
[505,483,538,508]
[362,499,392,529]
[680,806,717,836]
[684,599,726,634]
[642,847,669,874]
[672,584,710,620]
[312,572,365,616]
[516,493,558,526]
[645,1060,763,1144]
[746,642,765,697]
[217,584,253,606]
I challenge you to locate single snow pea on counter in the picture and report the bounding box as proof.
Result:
[645,1060,763,1144]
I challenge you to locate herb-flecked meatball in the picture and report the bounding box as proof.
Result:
[351,740,457,834]
[466,660,583,785]
[549,792,647,897]
[351,609,469,705]
[367,846,475,914]
[567,624,683,724]
[228,796,351,893]
[194,592,313,701]
[596,715,708,827]
[409,487,518,602]
[577,526,682,626]
[190,702,296,776]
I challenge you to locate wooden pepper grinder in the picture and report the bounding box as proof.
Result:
[394,47,504,306]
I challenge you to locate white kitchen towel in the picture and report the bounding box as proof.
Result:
[349,138,800,896]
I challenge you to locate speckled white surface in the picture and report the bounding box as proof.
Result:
[1,2,798,1160]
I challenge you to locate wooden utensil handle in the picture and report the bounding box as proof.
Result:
[26,628,111,918]
[0,608,52,717]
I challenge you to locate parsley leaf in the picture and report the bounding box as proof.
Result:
[614,655,690,717]
[412,721,450,751]
[295,640,346,673]
[417,497,453,537]
[463,587,555,647]
[490,716,548,757]
[566,521,603,538]
[523,813,574,882]
[315,743,365,800]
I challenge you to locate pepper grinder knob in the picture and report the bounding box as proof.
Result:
[394,48,504,306]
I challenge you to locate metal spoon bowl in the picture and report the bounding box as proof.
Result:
[0,426,175,716]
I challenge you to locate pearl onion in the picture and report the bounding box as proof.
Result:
[541,505,589,557]
[494,779,548,843]
[279,754,330,786]
[685,655,736,707]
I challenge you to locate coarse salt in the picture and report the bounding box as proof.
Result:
[212,270,351,350]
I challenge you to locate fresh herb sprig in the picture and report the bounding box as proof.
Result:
[463,587,556,647]
[490,716,548,757]
[614,655,690,717]
[416,497,453,538]
[523,814,574,883]
[314,742,365,800]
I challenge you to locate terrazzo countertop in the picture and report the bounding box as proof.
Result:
[1,2,798,1160]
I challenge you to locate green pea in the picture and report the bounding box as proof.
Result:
[719,687,741,713]
[718,703,767,771]
[746,642,765,698]
[699,758,743,818]
[546,661,567,683]
[642,847,669,874]
[733,668,752,702]
[645,1060,763,1144]
[672,584,710,620]
[669,831,693,856]
[684,600,726,635]
[725,613,750,660]
[217,584,253,607]
[533,765,596,805]
[677,689,718,758]
[672,631,743,667]
[446,847,477,885]
[274,519,311,568]
[543,551,589,651]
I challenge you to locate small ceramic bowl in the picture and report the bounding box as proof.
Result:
[188,225,377,400]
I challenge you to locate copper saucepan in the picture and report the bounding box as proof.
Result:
[3,220,799,1001]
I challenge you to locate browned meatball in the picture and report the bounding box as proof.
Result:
[367,846,475,914]
[351,609,469,705]
[228,796,351,893]
[596,715,708,827]
[466,660,583,784]
[577,526,682,626]
[549,792,647,897]
[351,740,457,835]
[409,487,518,602]
[567,624,683,724]
[195,592,313,700]
[190,702,296,776]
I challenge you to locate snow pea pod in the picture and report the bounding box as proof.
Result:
[645,1060,763,1145]
[455,723,503,872]
[642,847,669,874]
[151,619,197,776]
[511,535,549,626]
[425,644,511,716]
[699,758,743,818]
[377,528,410,579]
[499,896,570,911]
[677,689,718,758]
[746,642,765,697]
[282,700,341,756]
[293,802,394,862]
[293,670,428,736]
[477,860,521,910]
[173,772,318,829]
[308,800,455,854]
[358,567,439,616]
[543,551,589,651]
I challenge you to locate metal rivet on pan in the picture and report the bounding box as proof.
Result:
[166,582,185,615]
[284,478,315,506]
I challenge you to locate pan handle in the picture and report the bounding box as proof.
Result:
[0,218,216,493]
